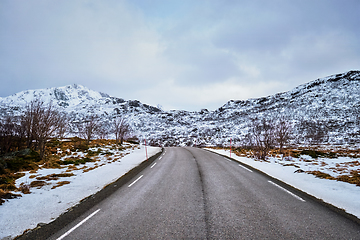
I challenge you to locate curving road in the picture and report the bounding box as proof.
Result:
[48,147,360,239]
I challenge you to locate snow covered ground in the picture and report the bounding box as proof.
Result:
[0,145,161,239]
[207,148,360,220]
[2,146,358,239]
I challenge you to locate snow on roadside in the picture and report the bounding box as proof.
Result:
[207,148,360,219]
[0,145,161,239]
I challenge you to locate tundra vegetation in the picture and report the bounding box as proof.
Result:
[0,99,133,204]
[216,115,360,187]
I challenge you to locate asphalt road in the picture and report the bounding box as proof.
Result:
[48,147,360,239]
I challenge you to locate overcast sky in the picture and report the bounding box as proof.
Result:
[0,0,359,111]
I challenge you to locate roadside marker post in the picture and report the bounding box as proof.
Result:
[230,138,232,158]
[145,139,148,160]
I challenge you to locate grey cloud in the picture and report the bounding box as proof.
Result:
[0,0,359,111]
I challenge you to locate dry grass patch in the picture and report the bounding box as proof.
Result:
[337,171,360,186]
[83,166,99,173]
[41,155,62,169]
[233,148,248,157]
[30,180,47,188]
[307,170,360,186]
[307,171,336,180]
[0,137,138,204]
[36,173,74,181]
[0,172,25,191]
[51,181,71,189]
[344,161,360,167]
[66,165,79,171]
[281,163,300,168]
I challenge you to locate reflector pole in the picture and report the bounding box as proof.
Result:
[230,138,232,158]
[145,139,148,160]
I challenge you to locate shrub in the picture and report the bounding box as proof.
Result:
[1,149,41,172]
[0,189,21,205]
[47,139,62,148]
[19,183,31,194]
[0,159,6,174]
[86,149,102,157]
[292,149,338,159]
[0,183,17,191]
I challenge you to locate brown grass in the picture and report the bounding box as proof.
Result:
[0,172,25,191]
[36,173,74,181]
[82,166,99,173]
[307,171,336,180]
[51,181,71,189]
[0,138,136,204]
[281,163,300,168]
[30,180,47,188]
[41,154,62,169]
[307,170,360,186]
[66,165,79,171]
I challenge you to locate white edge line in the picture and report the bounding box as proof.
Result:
[239,164,253,172]
[56,209,101,240]
[268,181,306,202]
[128,175,143,188]
[150,162,157,168]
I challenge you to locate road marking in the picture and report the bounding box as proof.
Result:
[268,181,305,202]
[128,175,143,188]
[239,164,253,172]
[56,209,100,240]
[224,157,231,162]
[159,156,162,160]
[150,162,157,168]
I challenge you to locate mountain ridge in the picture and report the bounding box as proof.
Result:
[1,70,360,146]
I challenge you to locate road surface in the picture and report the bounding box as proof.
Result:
[48,147,360,239]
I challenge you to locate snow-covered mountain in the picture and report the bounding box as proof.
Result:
[1,71,360,146]
[0,84,161,117]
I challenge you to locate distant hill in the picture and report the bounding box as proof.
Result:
[1,71,360,146]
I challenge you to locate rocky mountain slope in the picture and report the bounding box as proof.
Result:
[1,71,359,146]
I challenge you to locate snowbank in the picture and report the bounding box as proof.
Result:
[207,148,360,219]
[0,145,161,239]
